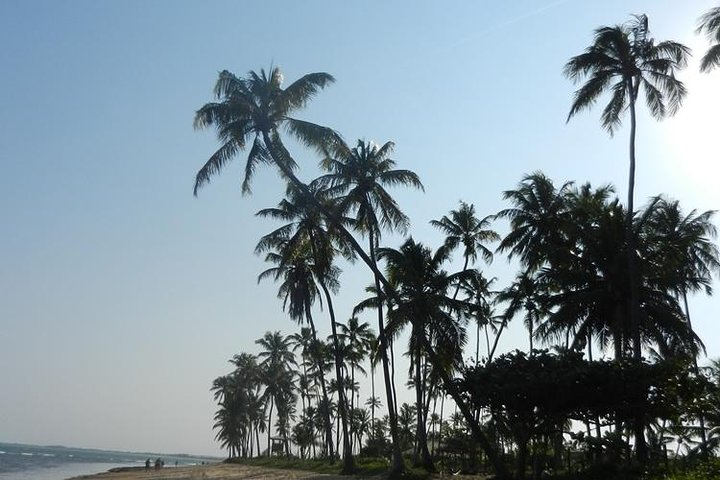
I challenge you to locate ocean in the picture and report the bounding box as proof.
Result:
[0,442,219,479]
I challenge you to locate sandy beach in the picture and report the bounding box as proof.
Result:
[69,464,374,480]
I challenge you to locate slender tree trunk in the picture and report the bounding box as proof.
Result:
[367,229,405,473]
[626,87,647,463]
[267,398,274,457]
[320,282,354,472]
[438,393,445,452]
[350,364,356,453]
[415,333,435,471]
[306,311,334,458]
[256,426,260,458]
[683,289,709,459]
[370,365,376,430]
[484,324,491,359]
[488,318,508,363]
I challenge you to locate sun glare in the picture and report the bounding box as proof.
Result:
[661,61,720,204]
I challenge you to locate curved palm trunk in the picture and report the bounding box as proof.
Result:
[417,331,510,479]
[263,131,403,471]
[320,282,355,473]
[626,84,648,463]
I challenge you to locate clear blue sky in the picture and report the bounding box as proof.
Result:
[1,0,718,457]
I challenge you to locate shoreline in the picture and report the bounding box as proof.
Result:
[68,463,359,479]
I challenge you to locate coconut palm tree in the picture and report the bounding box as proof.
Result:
[256,184,355,469]
[315,138,423,472]
[497,172,573,272]
[193,67,337,196]
[194,68,403,337]
[644,197,719,456]
[431,201,499,277]
[564,16,689,382]
[255,331,296,456]
[458,270,498,363]
[338,318,375,411]
[257,245,336,458]
[357,238,478,471]
[337,317,375,452]
[698,6,720,72]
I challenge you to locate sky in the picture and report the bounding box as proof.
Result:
[0,0,718,458]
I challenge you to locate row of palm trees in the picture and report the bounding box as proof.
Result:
[198,7,720,479]
[211,174,718,474]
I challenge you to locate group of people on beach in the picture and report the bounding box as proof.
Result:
[145,457,164,469]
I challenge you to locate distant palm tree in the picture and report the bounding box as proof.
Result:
[338,318,375,410]
[697,6,720,72]
[431,201,499,275]
[497,172,573,272]
[458,270,498,363]
[497,272,547,356]
[255,332,296,457]
[257,246,335,459]
[338,317,375,452]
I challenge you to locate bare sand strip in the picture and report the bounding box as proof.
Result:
[68,463,369,480]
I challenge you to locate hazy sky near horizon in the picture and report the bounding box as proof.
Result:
[1,0,718,457]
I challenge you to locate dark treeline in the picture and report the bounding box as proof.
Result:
[200,8,720,480]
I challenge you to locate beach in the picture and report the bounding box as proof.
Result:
[70,464,363,480]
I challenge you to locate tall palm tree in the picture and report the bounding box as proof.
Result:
[357,238,476,471]
[315,138,423,473]
[338,317,375,411]
[256,184,355,470]
[564,15,689,380]
[697,6,720,72]
[194,68,402,332]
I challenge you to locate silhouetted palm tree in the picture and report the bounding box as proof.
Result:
[255,331,296,457]
[564,17,689,395]
[194,68,405,337]
[256,184,355,469]
[316,138,423,473]
[697,6,720,72]
[338,317,375,452]
[431,201,499,275]
[257,245,336,459]
[358,238,477,471]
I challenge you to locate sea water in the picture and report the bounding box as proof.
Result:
[0,442,217,479]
